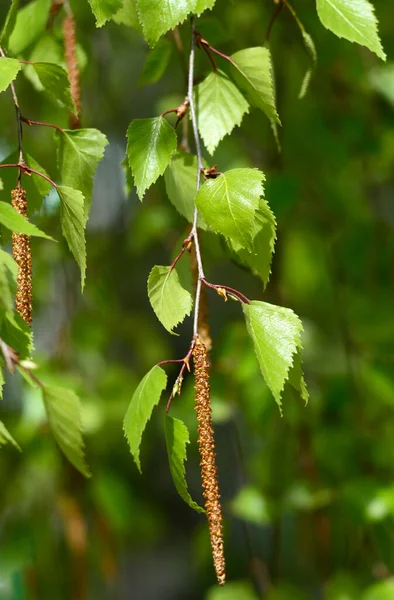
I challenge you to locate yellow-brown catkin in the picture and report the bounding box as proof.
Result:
[63,13,81,129]
[193,337,225,586]
[11,188,32,325]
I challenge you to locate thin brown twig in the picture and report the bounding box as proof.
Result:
[21,116,66,134]
[265,1,284,42]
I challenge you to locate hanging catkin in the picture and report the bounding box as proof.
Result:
[193,337,225,586]
[63,12,81,129]
[11,187,32,325]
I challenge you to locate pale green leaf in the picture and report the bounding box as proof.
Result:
[316,0,386,60]
[8,0,51,55]
[0,249,17,312]
[230,47,280,123]
[87,0,123,26]
[206,581,259,600]
[148,265,193,333]
[0,201,52,239]
[0,310,33,359]
[57,186,87,289]
[363,578,394,600]
[165,416,204,513]
[196,168,264,250]
[127,117,177,200]
[287,350,309,405]
[228,198,276,288]
[0,57,21,93]
[138,39,172,87]
[124,365,167,472]
[195,0,216,13]
[299,31,317,99]
[0,0,19,45]
[113,0,142,32]
[55,128,108,217]
[243,300,304,411]
[137,0,195,46]
[0,248,17,280]
[230,485,270,525]
[32,62,76,113]
[195,70,249,154]
[0,421,21,451]
[164,151,208,229]
[42,385,91,477]
[369,64,394,106]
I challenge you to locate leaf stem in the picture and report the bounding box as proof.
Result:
[265,1,284,42]
[188,17,206,338]
[202,279,251,305]
[21,116,66,134]
[0,163,58,189]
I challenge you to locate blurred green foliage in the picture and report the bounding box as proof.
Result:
[0,0,394,599]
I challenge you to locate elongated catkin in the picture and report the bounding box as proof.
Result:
[193,337,225,585]
[11,187,32,325]
[63,13,81,129]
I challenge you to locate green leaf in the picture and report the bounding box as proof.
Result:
[8,0,51,55]
[243,300,304,411]
[55,128,108,218]
[0,57,21,93]
[0,201,52,239]
[137,0,195,46]
[299,31,317,99]
[0,362,4,401]
[138,38,172,87]
[0,310,33,359]
[87,0,123,26]
[228,198,276,288]
[230,485,270,525]
[0,0,19,45]
[316,0,386,60]
[0,152,52,214]
[148,265,193,334]
[0,249,17,311]
[195,70,249,154]
[126,117,177,200]
[32,62,76,113]
[165,415,204,513]
[0,421,21,451]
[164,151,208,229]
[57,186,86,289]
[42,385,91,477]
[206,581,259,600]
[124,365,167,472]
[230,47,280,123]
[195,0,216,12]
[113,0,142,32]
[195,168,264,250]
[363,578,394,600]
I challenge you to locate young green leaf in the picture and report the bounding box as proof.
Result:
[42,385,91,477]
[0,57,21,94]
[230,47,280,124]
[0,310,34,359]
[0,421,21,451]
[206,582,259,600]
[32,62,76,113]
[287,350,309,405]
[127,117,177,200]
[8,0,50,55]
[316,0,386,61]
[0,0,19,46]
[243,300,304,412]
[165,415,205,513]
[195,70,249,155]
[87,0,123,26]
[299,32,317,99]
[0,249,17,312]
[164,151,209,229]
[137,0,195,46]
[195,168,264,250]
[138,38,172,87]
[195,0,216,12]
[124,365,167,472]
[228,198,276,288]
[148,265,193,334]
[0,152,51,214]
[55,128,109,217]
[113,0,143,32]
[0,201,52,239]
[57,186,87,289]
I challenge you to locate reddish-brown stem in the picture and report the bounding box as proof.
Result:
[21,116,65,134]
[157,358,186,367]
[266,1,284,42]
[201,44,218,72]
[161,108,178,117]
[169,237,192,272]
[202,278,251,305]
[206,44,235,66]
[0,163,57,189]
[162,341,195,412]
[18,60,34,65]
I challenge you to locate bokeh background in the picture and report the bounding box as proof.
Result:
[1,0,394,598]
